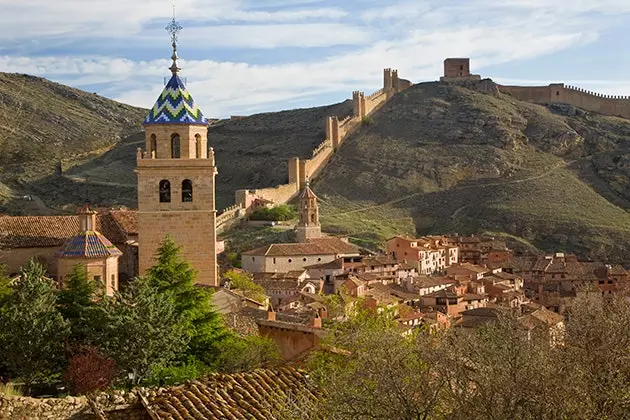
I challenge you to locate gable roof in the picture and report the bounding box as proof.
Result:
[0,212,133,248]
[144,74,207,125]
[145,367,318,419]
[243,237,359,257]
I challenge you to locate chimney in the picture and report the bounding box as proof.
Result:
[311,313,322,329]
[267,306,276,321]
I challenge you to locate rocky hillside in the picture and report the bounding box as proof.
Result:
[0,72,146,214]
[315,82,630,263]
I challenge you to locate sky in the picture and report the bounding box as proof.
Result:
[1,0,630,117]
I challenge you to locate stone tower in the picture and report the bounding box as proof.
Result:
[295,181,321,243]
[136,17,218,286]
[56,205,122,296]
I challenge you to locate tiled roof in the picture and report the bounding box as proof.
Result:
[0,212,130,248]
[145,367,318,419]
[109,210,138,236]
[243,237,359,257]
[300,184,317,200]
[144,74,207,125]
[57,231,122,259]
[304,258,344,270]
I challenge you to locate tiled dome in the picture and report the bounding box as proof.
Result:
[144,74,207,125]
[57,231,122,259]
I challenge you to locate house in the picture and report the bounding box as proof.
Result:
[445,263,488,281]
[241,237,360,274]
[446,235,511,265]
[401,276,457,296]
[257,308,326,360]
[386,236,459,274]
[341,276,367,298]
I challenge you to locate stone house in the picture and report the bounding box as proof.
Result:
[446,235,511,265]
[445,263,488,281]
[241,237,360,274]
[387,236,458,275]
[257,308,326,360]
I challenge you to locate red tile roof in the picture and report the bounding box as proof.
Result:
[243,237,359,257]
[0,212,132,248]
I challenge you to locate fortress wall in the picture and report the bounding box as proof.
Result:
[235,182,300,210]
[364,89,388,115]
[304,146,334,180]
[498,85,552,103]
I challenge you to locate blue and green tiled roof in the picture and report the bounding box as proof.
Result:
[144,74,207,125]
[57,231,122,259]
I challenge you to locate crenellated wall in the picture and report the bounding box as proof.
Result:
[230,68,412,212]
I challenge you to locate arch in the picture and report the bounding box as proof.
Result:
[310,213,315,223]
[171,133,181,158]
[150,134,157,157]
[195,134,201,158]
[182,179,193,202]
[159,180,171,203]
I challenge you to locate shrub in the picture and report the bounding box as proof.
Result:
[64,346,115,395]
[249,205,296,221]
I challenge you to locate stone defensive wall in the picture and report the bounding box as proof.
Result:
[232,68,412,212]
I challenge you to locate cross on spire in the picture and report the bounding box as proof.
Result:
[166,1,183,75]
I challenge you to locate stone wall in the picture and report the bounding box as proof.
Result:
[0,390,148,420]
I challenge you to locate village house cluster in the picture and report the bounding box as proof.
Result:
[0,26,628,365]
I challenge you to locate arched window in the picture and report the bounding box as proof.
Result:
[171,133,180,158]
[150,134,157,157]
[310,213,315,223]
[182,179,193,202]
[159,180,171,203]
[195,134,201,158]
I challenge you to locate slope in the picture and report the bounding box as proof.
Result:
[0,72,147,214]
[315,82,630,263]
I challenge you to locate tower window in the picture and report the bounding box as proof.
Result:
[182,179,193,202]
[171,133,181,158]
[150,134,157,158]
[195,134,201,159]
[159,180,171,203]
[311,214,315,223]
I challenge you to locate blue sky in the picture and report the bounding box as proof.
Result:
[1,0,630,117]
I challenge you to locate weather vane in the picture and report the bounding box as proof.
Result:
[166,0,183,75]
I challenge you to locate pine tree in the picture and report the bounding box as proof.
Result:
[146,236,230,365]
[57,264,98,342]
[0,260,70,387]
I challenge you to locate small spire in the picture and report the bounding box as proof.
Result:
[166,1,183,76]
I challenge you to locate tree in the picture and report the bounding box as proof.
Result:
[64,346,115,395]
[223,269,267,303]
[86,277,190,386]
[0,260,70,388]
[216,335,280,373]
[146,236,230,365]
[56,264,98,342]
[0,263,12,305]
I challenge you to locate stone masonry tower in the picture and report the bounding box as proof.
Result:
[295,181,321,243]
[136,17,218,286]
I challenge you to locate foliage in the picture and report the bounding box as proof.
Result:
[145,236,230,366]
[85,276,190,386]
[0,382,23,397]
[64,346,116,395]
[56,264,98,342]
[215,335,281,373]
[0,263,12,305]
[361,115,373,125]
[223,269,267,303]
[0,260,70,387]
[249,205,297,221]
[145,357,209,387]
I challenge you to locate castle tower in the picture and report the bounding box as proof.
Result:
[295,181,321,243]
[56,205,122,296]
[136,16,218,286]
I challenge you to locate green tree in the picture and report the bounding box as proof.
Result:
[56,264,98,342]
[223,269,267,303]
[0,263,12,305]
[145,236,230,365]
[0,260,70,388]
[216,335,280,373]
[86,277,190,386]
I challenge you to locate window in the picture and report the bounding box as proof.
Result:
[171,133,181,158]
[599,280,605,284]
[150,134,157,157]
[288,259,292,263]
[94,275,102,283]
[303,258,307,262]
[252,257,255,261]
[556,91,560,96]
[182,179,193,202]
[111,274,116,288]
[273,258,276,264]
[195,134,201,158]
[159,180,171,203]
[317,258,322,262]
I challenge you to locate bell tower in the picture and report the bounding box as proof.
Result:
[136,15,218,286]
[295,180,321,243]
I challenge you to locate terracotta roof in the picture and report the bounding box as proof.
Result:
[243,237,359,257]
[300,184,317,200]
[0,212,129,248]
[57,231,122,259]
[145,368,318,419]
[109,210,138,236]
[257,280,300,292]
[304,258,344,270]
[424,287,460,299]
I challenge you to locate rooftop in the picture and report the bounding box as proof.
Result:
[243,237,359,257]
[56,231,122,259]
[144,74,207,125]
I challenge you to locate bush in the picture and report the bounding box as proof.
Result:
[249,205,296,221]
[64,346,115,395]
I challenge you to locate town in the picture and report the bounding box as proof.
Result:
[2,9,630,420]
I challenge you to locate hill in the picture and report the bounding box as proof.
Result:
[314,82,630,263]
[0,72,147,214]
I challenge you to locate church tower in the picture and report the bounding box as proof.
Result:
[295,181,322,243]
[136,16,218,286]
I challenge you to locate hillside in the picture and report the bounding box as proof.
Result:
[315,82,630,263]
[0,72,147,214]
